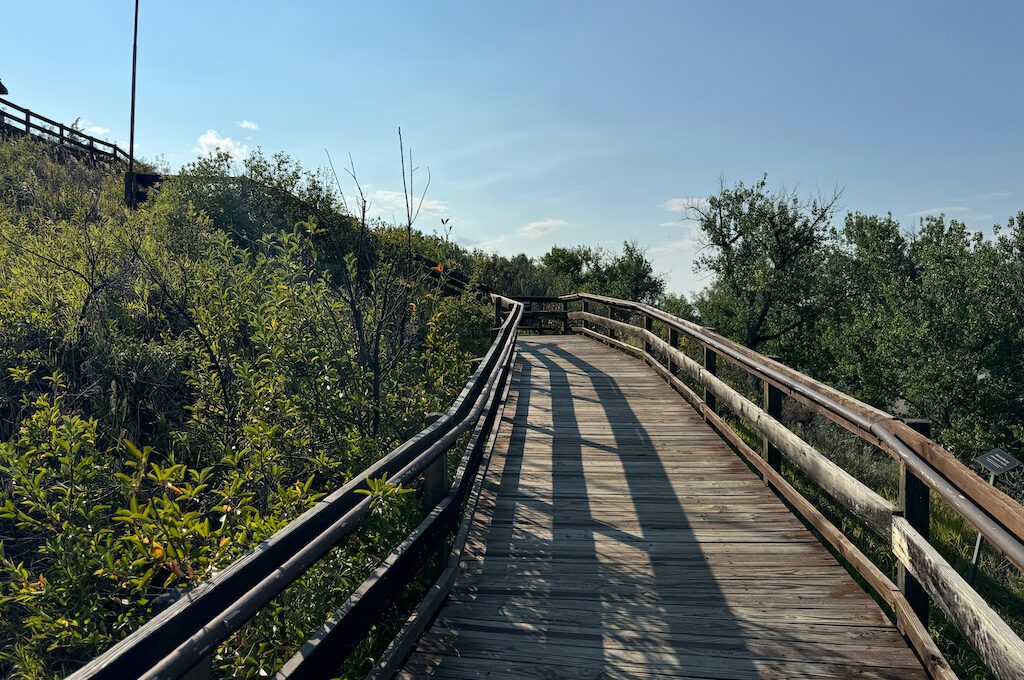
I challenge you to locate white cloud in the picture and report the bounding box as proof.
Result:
[82,123,110,136]
[518,218,567,239]
[907,206,971,218]
[647,226,710,295]
[662,197,710,215]
[906,205,997,228]
[195,129,250,159]
[649,225,703,257]
[238,119,259,131]
[361,189,448,218]
[475,218,569,254]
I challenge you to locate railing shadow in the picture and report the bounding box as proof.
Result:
[526,340,758,676]
[430,337,925,678]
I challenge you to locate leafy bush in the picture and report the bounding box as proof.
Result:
[0,137,489,677]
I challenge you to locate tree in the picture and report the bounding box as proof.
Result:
[691,177,842,359]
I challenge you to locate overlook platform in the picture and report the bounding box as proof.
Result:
[400,336,927,679]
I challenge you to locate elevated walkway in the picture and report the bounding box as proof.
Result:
[401,336,927,679]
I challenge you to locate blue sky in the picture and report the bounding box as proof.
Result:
[4,1,1023,293]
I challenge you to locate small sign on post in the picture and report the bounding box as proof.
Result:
[968,448,1020,583]
[974,448,1021,477]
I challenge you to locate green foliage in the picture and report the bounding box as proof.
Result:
[0,139,489,677]
[692,176,1024,679]
[692,178,1024,481]
[691,176,842,354]
[464,240,665,302]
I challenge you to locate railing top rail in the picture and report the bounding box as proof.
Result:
[551,292,1024,570]
[0,97,129,161]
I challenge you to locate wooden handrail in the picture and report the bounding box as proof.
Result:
[554,293,1024,680]
[0,97,129,163]
[68,294,523,680]
[563,293,1024,568]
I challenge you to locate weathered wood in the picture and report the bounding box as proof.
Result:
[669,327,680,378]
[402,336,928,679]
[421,453,447,579]
[893,516,1024,680]
[571,311,896,535]
[704,344,718,415]
[763,381,783,476]
[567,293,1024,570]
[367,357,519,680]
[900,420,932,626]
[570,326,957,677]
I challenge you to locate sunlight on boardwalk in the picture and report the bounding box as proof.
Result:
[400,336,927,679]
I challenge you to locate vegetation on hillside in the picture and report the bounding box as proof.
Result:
[0,138,490,677]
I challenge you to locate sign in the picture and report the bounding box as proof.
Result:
[974,448,1021,476]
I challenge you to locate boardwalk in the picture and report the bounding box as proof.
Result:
[400,336,927,679]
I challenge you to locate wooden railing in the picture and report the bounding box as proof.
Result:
[0,97,129,163]
[521,293,1024,680]
[69,294,523,680]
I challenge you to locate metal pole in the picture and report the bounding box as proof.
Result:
[968,471,996,584]
[127,0,139,208]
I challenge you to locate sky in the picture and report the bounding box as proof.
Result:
[3,1,1023,293]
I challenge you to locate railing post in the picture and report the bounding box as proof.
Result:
[763,381,783,476]
[608,305,617,340]
[421,413,448,580]
[668,328,680,377]
[561,300,569,334]
[582,299,590,332]
[703,345,717,415]
[643,315,653,355]
[899,419,931,625]
[493,297,503,340]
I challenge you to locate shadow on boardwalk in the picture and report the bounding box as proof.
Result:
[399,336,927,679]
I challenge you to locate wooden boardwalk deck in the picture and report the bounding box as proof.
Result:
[400,336,928,679]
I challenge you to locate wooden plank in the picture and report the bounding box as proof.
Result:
[571,296,1024,570]
[574,326,954,679]
[398,336,928,679]
[572,312,896,536]
[893,516,1024,679]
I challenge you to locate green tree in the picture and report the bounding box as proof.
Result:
[692,177,842,358]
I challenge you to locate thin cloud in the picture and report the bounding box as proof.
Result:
[649,226,703,256]
[518,218,567,238]
[662,197,710,214]
[906,205,996,227]
[661,197,709,224]
[365,189,448,217]
[238,119,259,131]
[907,206,971,218]
[476,218,569,253]
[195,129,250,159]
